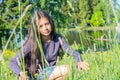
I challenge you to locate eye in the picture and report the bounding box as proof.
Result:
[45,22,50,26]
[40,25,43,28]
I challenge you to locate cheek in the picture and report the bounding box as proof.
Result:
[39,28,42,33]
[48,25,52,31]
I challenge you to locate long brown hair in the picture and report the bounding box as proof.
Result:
[27,9,56,76]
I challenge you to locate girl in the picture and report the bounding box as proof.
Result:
[10,9,89,80]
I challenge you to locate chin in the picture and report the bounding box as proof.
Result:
[41,32,51,37]
[43,34,51,37]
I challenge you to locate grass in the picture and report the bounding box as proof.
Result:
[57,45,120,80]
[0,0,120,79]
[1,43,120,80]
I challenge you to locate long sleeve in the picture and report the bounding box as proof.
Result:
[58,37,83,62]
[10,39,31,76]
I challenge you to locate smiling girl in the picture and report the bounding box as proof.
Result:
[10,9,89,80]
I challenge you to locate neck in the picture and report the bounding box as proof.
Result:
[41,36,52,42]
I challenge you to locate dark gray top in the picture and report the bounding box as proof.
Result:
[10,34,82,76]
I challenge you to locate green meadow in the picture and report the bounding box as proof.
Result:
[1,0,120,80]
[1,43,120,80]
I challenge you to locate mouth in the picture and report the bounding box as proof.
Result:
[43,30,50,34]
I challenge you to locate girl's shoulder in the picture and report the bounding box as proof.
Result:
[53,33,62,39]
[53,33,63,42]
[54,33,62,38]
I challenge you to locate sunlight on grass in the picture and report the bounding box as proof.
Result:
[1,0,120,80]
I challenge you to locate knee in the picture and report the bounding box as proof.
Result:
[48,65,70,80]
[60,65,70,75]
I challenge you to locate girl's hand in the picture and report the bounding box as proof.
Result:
[77,61,89,70]
[19,72,28,80]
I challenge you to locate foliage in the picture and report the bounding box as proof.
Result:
[78,0,91,26]
[0,0,32,50]
[89,0,116,26]
[0,60,18,80]
[61,0,91,27]
[1,0,120,80]
[90,11,105,26]
[0,0,31,29]
[1,34,120,80]
[3,49,16,60]
[56,44,120,80]
[0,0,119,29]
[0,49,17,80]
[1,0,120,49]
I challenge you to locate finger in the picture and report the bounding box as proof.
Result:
[78,63,89,70]
[83,65,89,70]
[83,66,89,70]
[81,62,89,69]
[21,75,27,80]
[81,64,90,70]
[82,61,89,66]
[77,62,90,70]
[78,64,84,70]
[84,62,89,66]
[20,76,26,80]
[19,77,23,80]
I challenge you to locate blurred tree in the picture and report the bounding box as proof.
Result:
[0,0,119,50]
[89,0,116,26]
[0,0,32,49]
[90,11,105,26]
[61,0,91,27]
[0,0,32,29]
[78,0,91,27]
[0,0,67,49]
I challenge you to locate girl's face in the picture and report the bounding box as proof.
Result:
[39,17,52,37]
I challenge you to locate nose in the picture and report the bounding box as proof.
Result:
[43,25,47,30]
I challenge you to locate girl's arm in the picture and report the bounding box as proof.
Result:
[58,37,89,70]
[58,37,82,62]
[10,39,31,76]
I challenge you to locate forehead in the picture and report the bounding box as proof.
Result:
[39,17,49,24]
